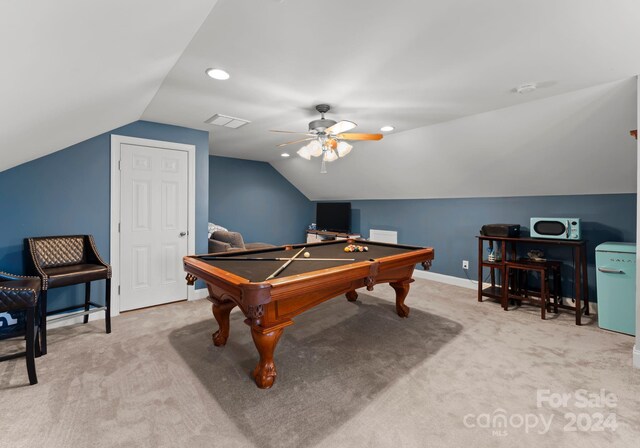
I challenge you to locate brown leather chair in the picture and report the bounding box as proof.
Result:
[26,235,111,355]
[0,271,41,385]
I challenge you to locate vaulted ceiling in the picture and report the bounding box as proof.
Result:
[2,0,639,199]
[0,0,218,172]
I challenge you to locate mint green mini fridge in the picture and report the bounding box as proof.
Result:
[595,242,636,336]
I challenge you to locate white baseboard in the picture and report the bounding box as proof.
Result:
[48,288,209,330]
[412,269,597,314]
[561,298,597,315]
[634,345,640,369]
[412,269,488,290]
[47,309,108,330]
[191,288,209,300]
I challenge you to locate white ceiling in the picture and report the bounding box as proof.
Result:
[144,0,640,165]
[0,0,217,172]
[3,0,639,201]
[273,78,637,200]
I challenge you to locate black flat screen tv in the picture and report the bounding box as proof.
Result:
[316,202,351,233]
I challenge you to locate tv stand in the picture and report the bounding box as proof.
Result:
[306,230,361,243]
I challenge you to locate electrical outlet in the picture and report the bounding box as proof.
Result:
[462,260,469,270]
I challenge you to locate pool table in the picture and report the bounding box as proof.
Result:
[184,239,434,389]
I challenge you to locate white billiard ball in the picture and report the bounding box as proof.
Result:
[304,252,310,258]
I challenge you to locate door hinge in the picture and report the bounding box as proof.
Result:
[118,285,121,295]
[118,160,121,170]
[118,223,121,233]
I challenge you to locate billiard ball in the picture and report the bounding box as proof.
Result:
[304,252,310,258]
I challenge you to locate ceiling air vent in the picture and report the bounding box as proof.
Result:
[205,114,250,129]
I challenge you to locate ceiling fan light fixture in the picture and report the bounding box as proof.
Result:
[297,145,312,160]
[206,68,230,80]
[323,150,338,163]
[307,140,323,157]
[336,141,353,157]
[273,104,383,172]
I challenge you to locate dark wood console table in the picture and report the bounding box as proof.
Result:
[476,235,589,325]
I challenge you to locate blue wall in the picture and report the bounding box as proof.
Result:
[2,125,633,315]
[349,194,637,301]
[209,156,314,246]
[208,155,635,302]
[0,120,209,315]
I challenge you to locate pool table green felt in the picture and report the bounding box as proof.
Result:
[198,240,415,282]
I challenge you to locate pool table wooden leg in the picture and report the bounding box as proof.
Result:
[251,326,285,389]
[345,290,358,302]
[211,300,236,346]
[390,278,414,318]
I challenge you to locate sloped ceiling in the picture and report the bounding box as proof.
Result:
[144,0,640,169]
[273,78,637,200]
[3,0,639,200]
[0,0,218,172]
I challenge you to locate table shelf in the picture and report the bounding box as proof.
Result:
[481,285,504,299]
[480,260,504,267]
[476,235,588,325]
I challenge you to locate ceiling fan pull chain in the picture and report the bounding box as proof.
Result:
[320,158,327,174]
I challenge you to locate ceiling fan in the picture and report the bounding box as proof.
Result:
[271,104,383,173]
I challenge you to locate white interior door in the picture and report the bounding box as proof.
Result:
[119,143,189,311]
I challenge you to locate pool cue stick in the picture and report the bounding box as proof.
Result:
[265,247,306,280]
[200,256,355,261]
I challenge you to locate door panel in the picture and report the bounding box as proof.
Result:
[133,246,150,289]
[161,244,178,284]
[120,143,189,311]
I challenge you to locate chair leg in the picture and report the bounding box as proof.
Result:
[40,289,48,356]
[84,282,91,324]
[541,271,547,320]
[105,278,111,334]
[554,268,560,313]
[502,267,510,310]
[35,326,42,358]
[26,307,38,385]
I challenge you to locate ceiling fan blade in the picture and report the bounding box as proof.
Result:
[276,137,314,147]
[336,133,383,141]
[269,130,315,135]
[326,120,357,135]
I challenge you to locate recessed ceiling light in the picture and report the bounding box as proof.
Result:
[281,152,290,158]
[515,83,537,94]
[206,68,230,80]
[380,125,395,132]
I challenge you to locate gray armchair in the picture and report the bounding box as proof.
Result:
[208,231,274,253]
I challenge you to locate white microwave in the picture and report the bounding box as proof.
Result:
[530,218,581,240]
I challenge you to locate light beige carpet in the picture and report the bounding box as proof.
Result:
[1,279,639,448]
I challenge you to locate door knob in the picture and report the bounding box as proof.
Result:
[179,232,187,237]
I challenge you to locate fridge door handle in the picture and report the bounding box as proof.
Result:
[598,267,624,274]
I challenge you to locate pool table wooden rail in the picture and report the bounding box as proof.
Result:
[183,240,434,389]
